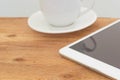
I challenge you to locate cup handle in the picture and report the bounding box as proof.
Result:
[78,0,95,17]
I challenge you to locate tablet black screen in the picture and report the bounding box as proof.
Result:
[70,21,120,69]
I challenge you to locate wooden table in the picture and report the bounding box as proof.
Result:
[0,18,118,80]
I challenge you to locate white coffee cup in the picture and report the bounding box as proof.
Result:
[39,0,95,27]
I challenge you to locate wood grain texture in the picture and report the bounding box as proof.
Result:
[0,18,118,80]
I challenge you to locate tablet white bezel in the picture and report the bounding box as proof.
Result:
[59,20,120,80]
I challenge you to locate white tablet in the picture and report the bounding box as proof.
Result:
[59,20,120,79]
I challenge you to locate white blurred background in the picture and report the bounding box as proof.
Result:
[0,0,119,18]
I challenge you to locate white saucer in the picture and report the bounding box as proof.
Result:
[28,8,97,34]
